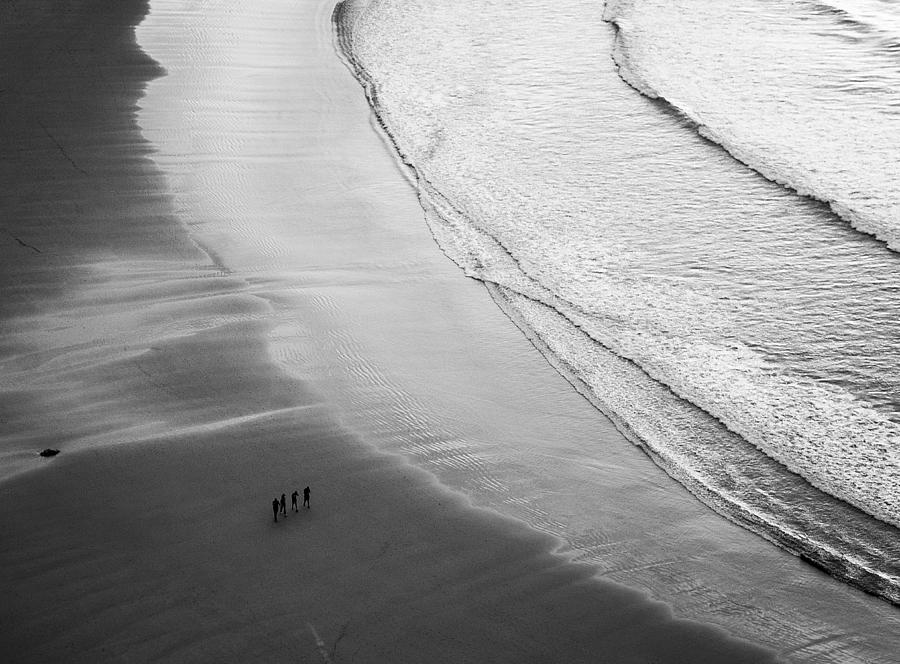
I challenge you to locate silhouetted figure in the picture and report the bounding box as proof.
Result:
[303,486,310,509]
[291,490,299,512]
[272,498,279,522]
[280,493,287,516]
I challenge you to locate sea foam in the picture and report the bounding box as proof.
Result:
[336,0,900,604]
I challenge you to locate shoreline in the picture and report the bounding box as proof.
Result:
[2,0,899,661]
[0,0,778,660]
[1,407,776,662]
[331,0,900,608]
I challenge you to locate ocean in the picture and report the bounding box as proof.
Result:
[335,0,900,604]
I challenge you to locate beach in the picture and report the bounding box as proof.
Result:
[1,0,899,662]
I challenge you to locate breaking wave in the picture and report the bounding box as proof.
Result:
[604,0,900,253]
[333,0,900,604]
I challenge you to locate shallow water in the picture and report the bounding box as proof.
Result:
[338,0,900,607]
[132,0,900,660]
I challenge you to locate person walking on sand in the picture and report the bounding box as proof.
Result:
[280,493,287,517]
[291,490,299,513]
[272,498,280,522]
[303,486,310,509]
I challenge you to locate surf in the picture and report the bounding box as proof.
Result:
[334,0,900,606]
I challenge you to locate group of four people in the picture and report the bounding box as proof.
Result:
[273,486,309,522]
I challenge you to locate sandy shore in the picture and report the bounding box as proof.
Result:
[2,406,781,662]
[0,0,770,660]
[0,0,897,661]
[0,0,211,480]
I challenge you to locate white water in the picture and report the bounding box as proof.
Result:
[337,0,900,604]
[607,0,900,248]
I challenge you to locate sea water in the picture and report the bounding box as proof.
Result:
[336,0,900,604]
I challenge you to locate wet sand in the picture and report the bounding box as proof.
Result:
[0,0,896,661]
[2,409,780,662]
